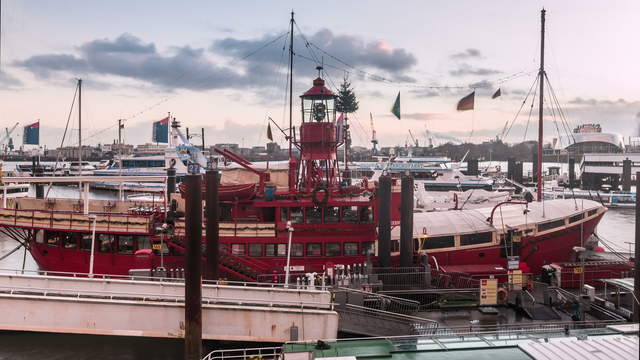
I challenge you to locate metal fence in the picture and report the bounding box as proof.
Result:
[202,347,282,360]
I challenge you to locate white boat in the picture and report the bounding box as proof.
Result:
[0,183,29,198]
[68,161,96,175]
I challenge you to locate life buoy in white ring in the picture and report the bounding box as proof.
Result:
[497,288,508,303]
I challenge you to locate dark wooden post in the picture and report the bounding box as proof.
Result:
[622,159,631,192]
[400,175,414,267]
[184,174,202,360]
[205,170,219,280]
[377,175,391,268]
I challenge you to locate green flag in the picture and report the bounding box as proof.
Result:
[391,92,401,120]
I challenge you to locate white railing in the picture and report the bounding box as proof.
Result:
[202,347,282,360]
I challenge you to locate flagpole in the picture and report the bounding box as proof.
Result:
[536,9,546,202]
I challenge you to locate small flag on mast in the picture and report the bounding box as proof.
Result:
[391,92,401,120]
[457,91,475,111]
[152,116,169,143]
[23,121,40,145]
[267,123,273,141]
[491,88,501,99]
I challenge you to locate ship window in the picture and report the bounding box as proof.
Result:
[220,204,232,221]
[460,232,493,246]
[266,244,276,257]
[138,236,151,250]
[118,236,134,254]
[266,244,286,257]
[48,233,61,247]
[537,219,565,232]
[391,240,400,252]
[342,206,359,224]
[305,207,322,224]
[62,234,77,249]
[362,241,374,255]
[587,209,598,217]
[231,243,245,256]
[276,244,287,256]
[326,242,341,257]
[81,234,92,251]
[280,207,289,222]
[325,206,340,223]
[292,243,304,257]
[307,243,322,257]
[290,207,303,224]
[98,234,115,253]
[359,206,373,224]
[422,236,454,249]
[569,213,585,223]
[344,242,358,256]
[249,243,263,257]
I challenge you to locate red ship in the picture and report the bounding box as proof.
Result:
[0,14,609,282]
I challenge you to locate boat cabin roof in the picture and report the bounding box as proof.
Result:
[392,199,602,238]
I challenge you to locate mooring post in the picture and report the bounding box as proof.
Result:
[34,162,44,199]
[622,159,631,192]
[184,173,202,360]
[400,174,414,267]
[205,170,219,280]
[507,157,515,180]
[634,172,640,323]
[377,175,391,268]
[568,157,576,188]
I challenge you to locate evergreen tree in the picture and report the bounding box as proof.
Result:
[335,78,359,114]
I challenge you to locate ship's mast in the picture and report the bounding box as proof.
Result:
[287,11,294,191]
[537,9,545,202]
[78,78,82,175]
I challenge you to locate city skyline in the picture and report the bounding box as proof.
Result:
[1,0,639,149]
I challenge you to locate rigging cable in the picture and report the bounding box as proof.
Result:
[501,75,539,140]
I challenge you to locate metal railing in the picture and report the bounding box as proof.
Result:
[333,286,420,314]
[337,303,438,336]
[202,347,281,360]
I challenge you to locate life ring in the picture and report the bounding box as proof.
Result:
[497,288,508,303]
[312,185,329,207]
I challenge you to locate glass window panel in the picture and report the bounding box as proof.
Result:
[362,241,375,255]
[81,234,92,251]
[359,206,373,223]
[248,243,263,257]
[63,233,77,249]
[307,243,322,257]
[342,206,358,224]
[305,207,322,224]
[324,206,340,223]
[326,242,341,257]
[460,232,493,246]
[266,244,277,257]
[231,243,245,256]
[422,236,454,249]
[98,234,115,253]
[290,207,303,224]
[137,236,151,250]
[48,233,61,247]
[277,244,287,257]
[280,208,289,222]
[344,242,358,256]
[292,243,304,257]
[118,236,134,254]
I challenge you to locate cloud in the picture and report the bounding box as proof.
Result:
[568,97,634,106]
[379,112,443,121]
[0,70,23,88]
[449,63,501,77]
[468,80,493,89]
[450,48,482,59]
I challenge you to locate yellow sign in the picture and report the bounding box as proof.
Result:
[508,270,523,290]
[152,243,162,250]
[480,278,498,306]
[573,267,583,274]
[512,234,521,243]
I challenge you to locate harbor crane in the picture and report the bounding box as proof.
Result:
[1,122,19,154]
[408,129,419,147]
[369,112,378,154]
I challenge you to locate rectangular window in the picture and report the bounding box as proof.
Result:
[248,243,263,257]
[569,213,585,223]
[362,241,374,255]
[292,243,304,257]
[326,242,341,257]
[231,243,245,256]
[305,207,322,224]
[537,219,565,232]
[290,207,304,224]
[277,244,287,257]
[391,240,400,252]
[324,206,340,224]
[307,243,322,257]
[422,236,455,250]
[137,236,151,250]
[80,234,92,251]
[118,235,134,254]
[342,206,359,224]
[460,232,493,246]
[359,206,373,224]
[587,209,598,217]
[280,208,289,222]
[344,242,358,256]
[98,234,115,253]
[48,233,61,247]
[62,234,77,249]
[266,244,277,257]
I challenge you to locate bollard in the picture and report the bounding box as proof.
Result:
[184,174,202,360]
[507,157,516,180]
[400,174,414,267]
[378,175,392,267]
[568,158,576,188]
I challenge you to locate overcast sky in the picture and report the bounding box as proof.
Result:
[1,0,638,149]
